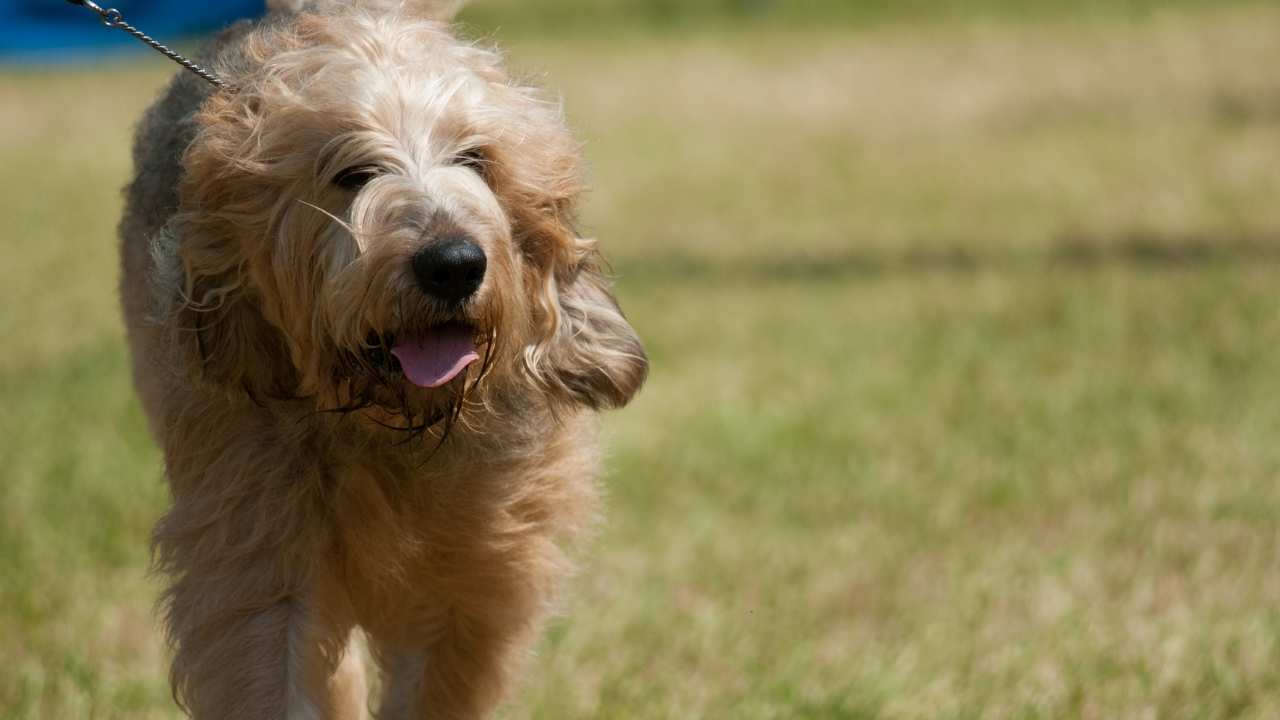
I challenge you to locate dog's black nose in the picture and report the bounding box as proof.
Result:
[412,236,487,302]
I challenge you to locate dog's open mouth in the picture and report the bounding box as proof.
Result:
[368,322,480,388]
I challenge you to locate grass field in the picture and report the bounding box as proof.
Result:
[3,2,1280,718]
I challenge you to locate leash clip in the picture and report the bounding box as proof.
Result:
[63,0,229,89]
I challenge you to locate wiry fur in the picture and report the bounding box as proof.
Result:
[118,2,647,718]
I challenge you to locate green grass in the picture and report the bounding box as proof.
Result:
[4,2,1280,718]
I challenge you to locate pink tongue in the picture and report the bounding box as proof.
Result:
[390,326,480,388]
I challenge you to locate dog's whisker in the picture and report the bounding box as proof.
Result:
[297,199,356,236]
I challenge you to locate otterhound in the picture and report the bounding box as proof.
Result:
[118,1,647,717]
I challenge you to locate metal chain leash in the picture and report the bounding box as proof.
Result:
[64,0,228,89]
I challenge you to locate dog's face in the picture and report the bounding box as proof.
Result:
[172,8,645,428]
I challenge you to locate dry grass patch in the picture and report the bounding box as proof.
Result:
[504,4,1280,258]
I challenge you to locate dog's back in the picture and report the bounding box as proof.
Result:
[118,25,249,437]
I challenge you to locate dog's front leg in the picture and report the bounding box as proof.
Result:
[373,538,565,719]
[373,605,534,720]
[153,417,366,719]
[162,584,363,719]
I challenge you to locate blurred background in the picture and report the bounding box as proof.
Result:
[3,0,1280,717]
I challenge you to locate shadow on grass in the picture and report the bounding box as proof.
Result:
[616,232,1280,284]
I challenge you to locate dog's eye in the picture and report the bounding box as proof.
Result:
[453,148,489,176]
[334,166,382,191]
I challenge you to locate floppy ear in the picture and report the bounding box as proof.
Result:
[170,88,302,400]
[536,261,648,411]
[169,237,300,401]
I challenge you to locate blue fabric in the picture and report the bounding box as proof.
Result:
[0,0,264,60]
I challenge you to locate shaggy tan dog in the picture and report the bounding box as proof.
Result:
[118,1,646,717]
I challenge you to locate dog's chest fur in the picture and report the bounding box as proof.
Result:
[321,413,600,630]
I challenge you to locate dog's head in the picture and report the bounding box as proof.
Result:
[170,3,646,429]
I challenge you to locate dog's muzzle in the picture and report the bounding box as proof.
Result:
[379,234,486,388]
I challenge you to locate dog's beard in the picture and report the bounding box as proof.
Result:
[319,312,501,444]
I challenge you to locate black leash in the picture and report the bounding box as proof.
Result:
[63,0,227,89]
